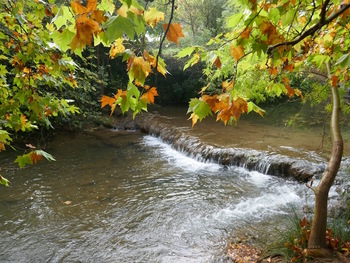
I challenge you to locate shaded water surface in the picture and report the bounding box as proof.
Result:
[0,129,318,262]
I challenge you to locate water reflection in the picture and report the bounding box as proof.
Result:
[0,130,314,262]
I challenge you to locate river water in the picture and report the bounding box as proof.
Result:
[0,109,345,262]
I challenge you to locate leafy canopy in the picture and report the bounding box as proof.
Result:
[183,0,350,126]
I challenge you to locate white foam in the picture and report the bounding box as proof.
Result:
[143,135,221,172]
[215,184,302,222]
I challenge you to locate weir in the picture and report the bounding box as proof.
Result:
[113,112,325,182]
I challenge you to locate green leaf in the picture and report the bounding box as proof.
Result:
[34,150,56,162]
[226,13,243,28]
[104,15,135,41]
[14,153,32,169]
[0,130,11,145]
[188,98,212,121]
[127,82,140,100]
[51,28,75,52]
[98,0,116,14]
[268,8,280,24]
[176,47,196,58]
[335,54,350,67]
[311,54,330,68]
[52,6,73,29]
[0,175,9,187]
[127,11,145,37]
[281,9,295,26]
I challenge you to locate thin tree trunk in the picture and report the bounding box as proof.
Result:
[307,62,343,257]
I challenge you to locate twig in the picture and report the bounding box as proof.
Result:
[155,0,175,72]
[267,2,350,55]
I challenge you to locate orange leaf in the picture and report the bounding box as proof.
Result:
[230,45,245,61]
[143,50,157,68]
[70,15,99,51]
[163,23,184,45]
[268,66,278,75]
[213,57,222,69]
[202,94,228,113]
[71,1,87,15]
[282,77,290,85]
[285,84,295,97]
[217,97,248,125]
[141,87,158,104]
[86,0,97,12]
[90,10,107,24]
[30,152,43,165]
[331,75,338,87]
[100,95,116,108]
[283,63,294,72]
[241,27,252,39]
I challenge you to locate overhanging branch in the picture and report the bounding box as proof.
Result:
[266,2,350,55]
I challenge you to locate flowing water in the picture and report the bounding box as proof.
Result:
[0,109,346,262]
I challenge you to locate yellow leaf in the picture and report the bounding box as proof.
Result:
[110,38,125,58]
[230,45,245,61]
[143,50,156,68]
[117,4,143,18]
[0,143,5,152]
[144,7,164,28]
[127,56,152,85]
[163,23,185,45]
[222,80,234,91]
[189,112,199,127]
[298,16,307,24]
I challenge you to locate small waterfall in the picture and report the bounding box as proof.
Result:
[115,113,325,182]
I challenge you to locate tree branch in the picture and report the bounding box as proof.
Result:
[156,0,175,72]
[266,2,350,55]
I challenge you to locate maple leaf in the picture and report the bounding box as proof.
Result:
[202,94,227,113]
[90,10,107,24]
[222,80,234,91]
[117,4,143,18]
[110,38,125,58]
[100,95,116,108]
[141,87,158,104]
[70,15,100,51]
[127,56,152,85]
[30,151,43,165]
[241,27,252,39]
[163,23,185,45]
[71,1,87,15]
[331,75,338,87]
[143,50,156,68]
[144,7,164,28]
[217,97,248,125]
[230,45,245,61]
[213,57,222,69]
[268,66,278,75]
[283,63,294,72]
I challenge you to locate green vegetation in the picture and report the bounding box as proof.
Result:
[1,0,350,259]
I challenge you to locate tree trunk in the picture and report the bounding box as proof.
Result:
[307,62,343,257]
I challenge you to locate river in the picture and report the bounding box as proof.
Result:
[0,108,347,262]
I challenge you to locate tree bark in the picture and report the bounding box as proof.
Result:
[307,62,343,256]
